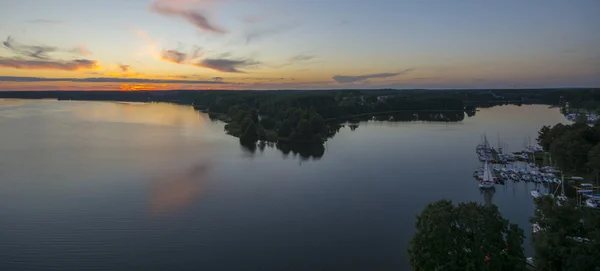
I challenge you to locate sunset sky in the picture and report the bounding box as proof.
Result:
[1,0,599,91]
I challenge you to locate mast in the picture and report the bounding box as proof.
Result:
[497,133,502,154]
[483,133,489,149]
[561,171,565,196]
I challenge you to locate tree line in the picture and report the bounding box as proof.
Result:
[192,91,468,144]
[537,121,600,174]
[409,198,599,270]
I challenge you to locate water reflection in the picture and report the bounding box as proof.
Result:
[232,110,467,160]
[149,163,211,215]
[481,189,495,206]
[240,140,325,160]
[341,110,466,123]
[0,101,571,271]
[0,98,26,107]
[73,102,209,128]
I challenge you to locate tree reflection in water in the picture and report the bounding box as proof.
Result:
[238,110,469,160]
[240,139,325,160]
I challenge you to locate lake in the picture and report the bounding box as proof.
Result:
[0,100,568,271]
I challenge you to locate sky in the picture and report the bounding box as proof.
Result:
[0,0,599,91]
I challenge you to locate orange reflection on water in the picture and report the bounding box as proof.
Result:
[149,164,211,215]
[74,101,209,128]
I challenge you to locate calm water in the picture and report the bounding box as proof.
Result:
[0,100,568,271]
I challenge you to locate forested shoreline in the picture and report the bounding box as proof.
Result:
[537,121,600,177]
[3,88,600,146]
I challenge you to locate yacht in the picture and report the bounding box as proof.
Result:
[541,177,551,183]
[553,178,562,184]
[521,174,531,182]
[585,197,600,209]
[531,190,542,198]
[509,173,520,181]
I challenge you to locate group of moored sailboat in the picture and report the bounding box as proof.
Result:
[530,169,567,203]
[497,167,562,184]
[474,133,600,212]
[473,133,561,190]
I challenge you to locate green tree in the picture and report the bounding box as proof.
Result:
[540,124,568,151]
[240,117,253,132]
[588,144,600,173]
[240,122,257,142]
[530,196,600,271]
[292,119,314,141]
[278,119,293,138]
[537,125,551,147]
[408,200,525,271]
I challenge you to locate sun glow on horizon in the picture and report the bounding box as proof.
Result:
[0,0,598,90]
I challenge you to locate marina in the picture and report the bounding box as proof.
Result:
[473,134,599,208]
[474,131,599,268]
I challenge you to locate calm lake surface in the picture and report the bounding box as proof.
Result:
[0,100,568,271]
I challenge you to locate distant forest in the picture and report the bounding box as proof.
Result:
[1,88,599,107]
[2,88,600,147]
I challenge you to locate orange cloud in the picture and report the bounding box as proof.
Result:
[118,64,131,72]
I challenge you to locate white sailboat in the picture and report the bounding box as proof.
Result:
[585,198,600,208]
[555,173,567,203]
[479,162,495,189]
[530,190,542,198]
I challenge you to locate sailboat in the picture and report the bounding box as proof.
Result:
[476,134,493,162]
[554,172,567,203]
[479,162,495,189]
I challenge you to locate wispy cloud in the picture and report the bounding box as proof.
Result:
[271,53,318,68]
[0,36,99,71]
[244,23,296,45]
[290,54,315,63]
[119,64,131,72]
[0,58,99,71]
[2,36,57,59]
[0,76,227,84]
[332,69,415,83]
[3,37,92,59]
[196,58,260,73]
[150,0,226,34]
[26,19,63,24]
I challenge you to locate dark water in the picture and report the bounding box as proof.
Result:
[0,100,568,271]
